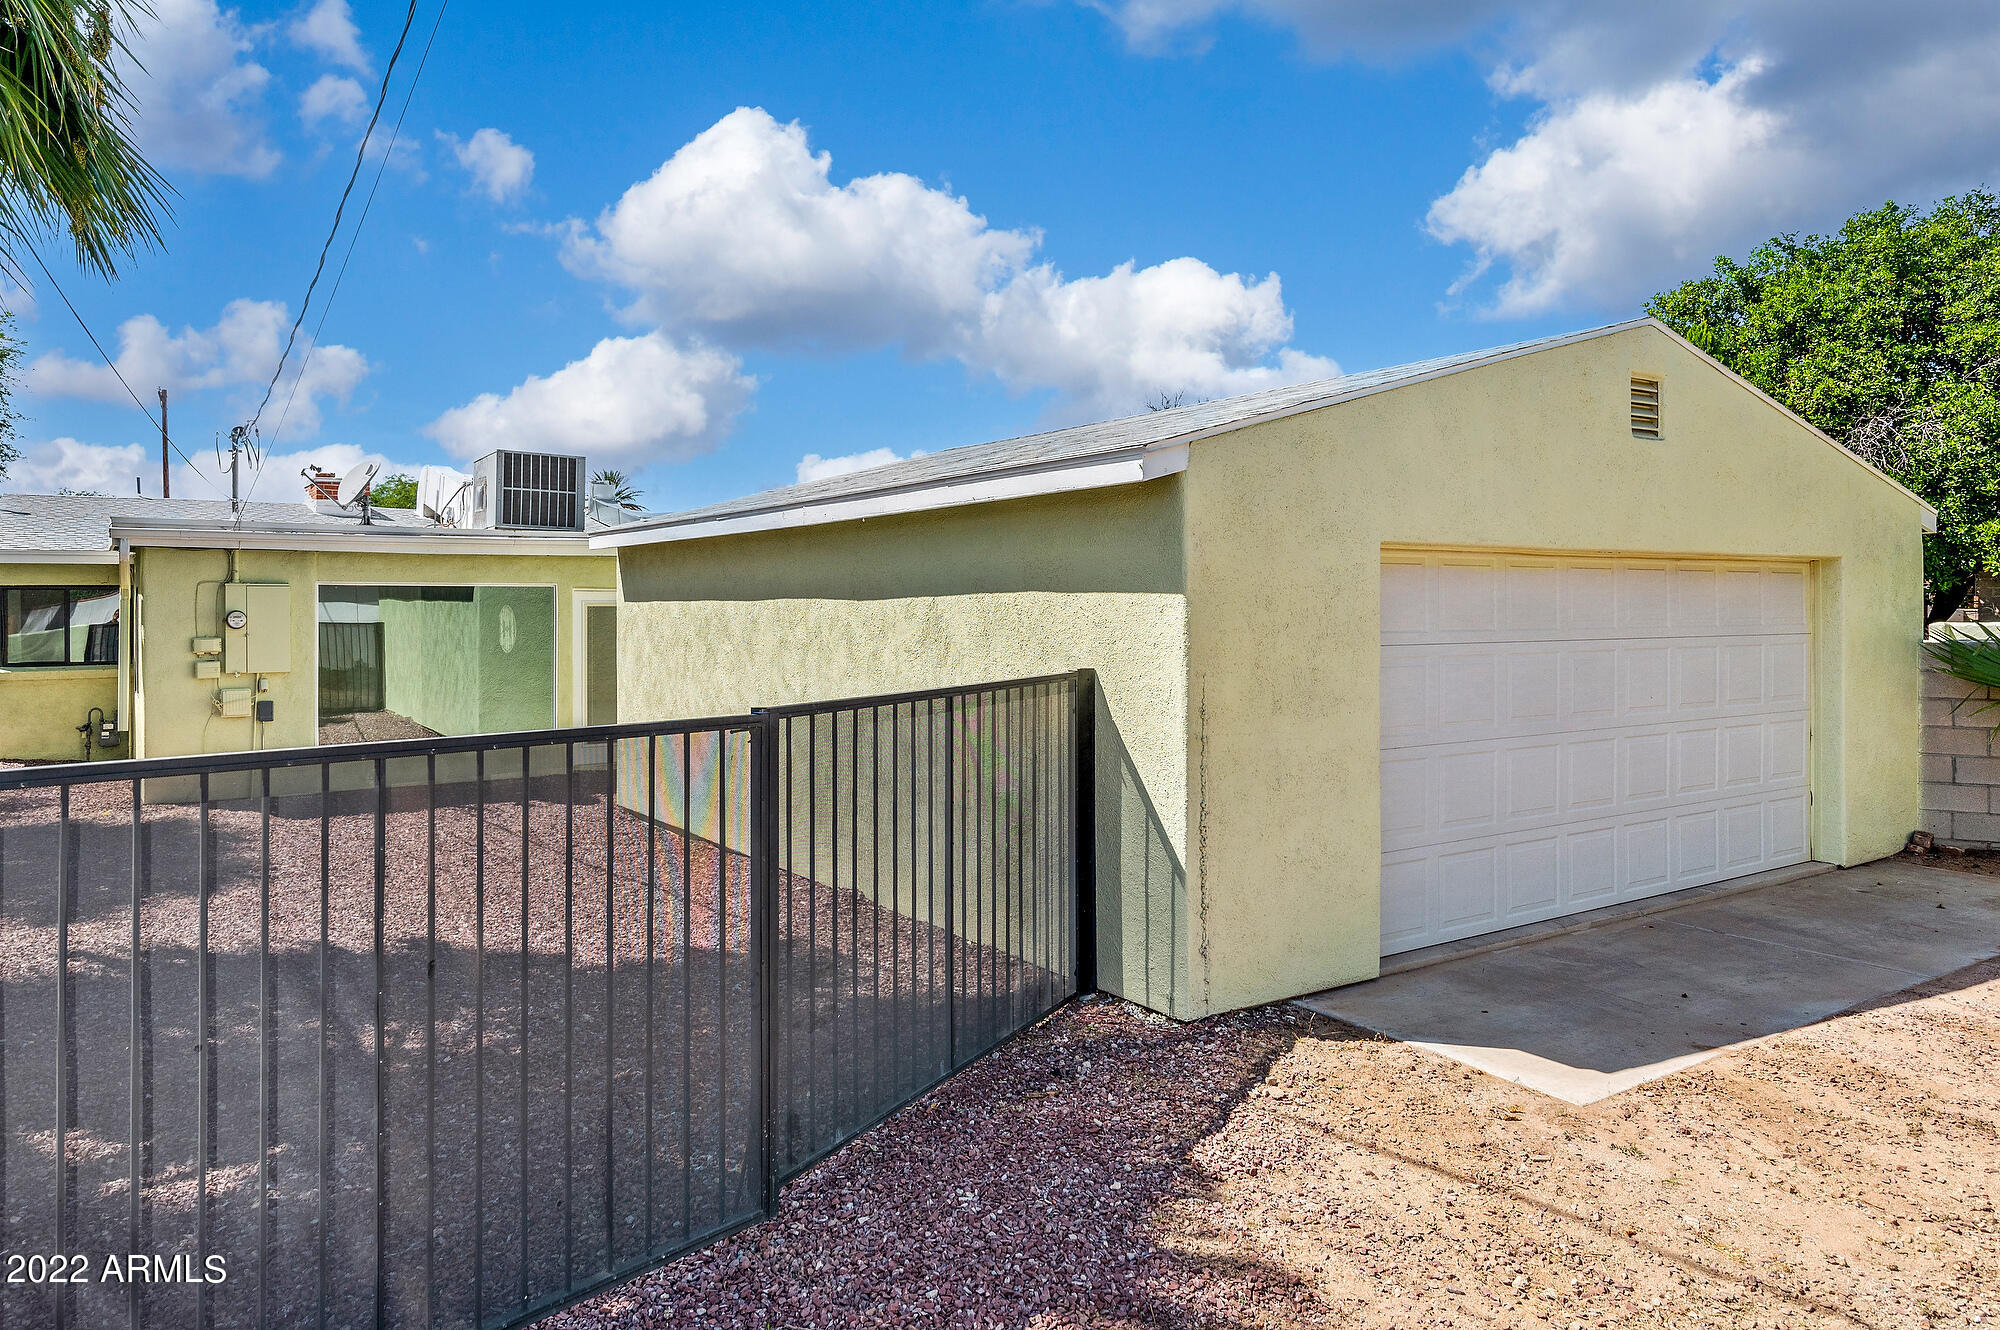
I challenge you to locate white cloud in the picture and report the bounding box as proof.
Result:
[440,128,535,204]
[5,438,149,495]
[299,73,367,128]
[796,447,921,484]
[560,107,1331,417]
[1083,1,2000,314]
[24,298,371,437]
[289,0,369,71]
[1426,65,1800,316]
[565,108,1036,350]
[119,0,280,177]
[423,333,753,466]
[972,257,1336,417]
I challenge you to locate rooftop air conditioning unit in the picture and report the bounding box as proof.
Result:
[466,450,585,531]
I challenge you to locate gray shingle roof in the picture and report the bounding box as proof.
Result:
[629,319,1652,532]
[0,494,425,553]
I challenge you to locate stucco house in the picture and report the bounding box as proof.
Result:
[592,318,1935,1015]
[0,464,621,762]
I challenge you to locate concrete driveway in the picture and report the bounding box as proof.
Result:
[1297,857,2000,1104]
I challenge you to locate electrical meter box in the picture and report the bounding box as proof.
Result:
[221,582,291,675]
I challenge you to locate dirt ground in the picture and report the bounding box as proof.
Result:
[554,954,2000,1330]
[1906,846,2000,880]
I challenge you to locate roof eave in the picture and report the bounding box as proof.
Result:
[0,548,121,564]
[110,521,604,557]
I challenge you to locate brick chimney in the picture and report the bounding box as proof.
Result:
[303,466,341,502]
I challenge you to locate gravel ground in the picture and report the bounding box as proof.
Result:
[317,710,444,744]
[549,955,2000,1330]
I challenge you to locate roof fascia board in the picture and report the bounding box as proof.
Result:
[596,320,1657,551]
[0,548,121,564]
[593,447,1188,550]
[1640,318,1940,532]
[110,523,601,557]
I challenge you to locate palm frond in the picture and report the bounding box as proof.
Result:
[0,0,171,282]
[1924,624,2000,727]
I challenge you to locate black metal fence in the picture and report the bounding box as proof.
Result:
[0,671,1092,1330]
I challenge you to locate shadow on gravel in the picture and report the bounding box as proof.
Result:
[547,1000,1336,1329]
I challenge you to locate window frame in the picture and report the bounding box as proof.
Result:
[1,584,122,668]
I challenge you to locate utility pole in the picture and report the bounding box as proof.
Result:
[158,388,170,498]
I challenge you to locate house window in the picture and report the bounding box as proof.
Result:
[316,584,555,743]
[3,587,120,666]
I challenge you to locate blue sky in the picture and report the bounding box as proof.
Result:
[7,0,1998,512]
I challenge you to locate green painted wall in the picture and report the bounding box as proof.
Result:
[379,592,480,734]
[1182,324,1928,1012]
[0,561,121,760]
[131,546,614,758]
[615,482,1194,1016]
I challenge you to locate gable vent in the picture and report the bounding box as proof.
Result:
[1630,375,1663,439]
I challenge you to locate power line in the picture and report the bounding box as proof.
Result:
[246,0,450,504]
[242,0,424,452]
[22,243,213,484]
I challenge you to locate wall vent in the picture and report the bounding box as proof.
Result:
[1630,375,1663,439]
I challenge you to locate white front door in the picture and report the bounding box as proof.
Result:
[1378,551,1811,956]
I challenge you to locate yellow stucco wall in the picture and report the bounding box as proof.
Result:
[0,561,122,761]
[614,482,1194,1015]
[1182,324,1928,1012]
[131,547,617,758]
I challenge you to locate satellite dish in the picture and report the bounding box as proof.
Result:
[335,461,379,508]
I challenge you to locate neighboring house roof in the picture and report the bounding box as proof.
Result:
[0,493,600,561]
[593,317,1935,549]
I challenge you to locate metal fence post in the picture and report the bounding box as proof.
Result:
[750,711,780,1216]
[943,693,957,1069]
[1071,670,1098,997]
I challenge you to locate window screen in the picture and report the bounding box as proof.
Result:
[3,587,120,665]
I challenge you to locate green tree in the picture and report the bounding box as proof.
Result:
[1647,192,2000,621]
[0,0,168,279]
[0,1,171,481]
[368,470,416,508]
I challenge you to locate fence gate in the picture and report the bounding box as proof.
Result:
[0,671,1092,1330]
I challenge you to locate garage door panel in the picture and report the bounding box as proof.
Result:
[1437,847,1499,929]
[1382,557,1807,645]
[1768,718,1808,781]
[1674,728,1720,796]
[1380,551,1811,956]
[1507,837,1561,914]
[1768,641,1808,704]
[1378,720,1805,853]
[1564,829,1618,906]
[1768,795,1809,859]
[1723,803,1765,869]
[1437,559,1499,631]
[1673,808,1722,883]
[1383,638,1804,749]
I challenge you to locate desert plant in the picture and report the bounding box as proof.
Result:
[1925,624,2000,725]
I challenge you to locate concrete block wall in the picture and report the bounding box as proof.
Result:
[1922,657,2000,845]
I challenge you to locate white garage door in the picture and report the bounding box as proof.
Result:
[1379,552,1811,956]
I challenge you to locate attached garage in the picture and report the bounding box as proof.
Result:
[1378,552,1811,954]
[599,318,1934,1019]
